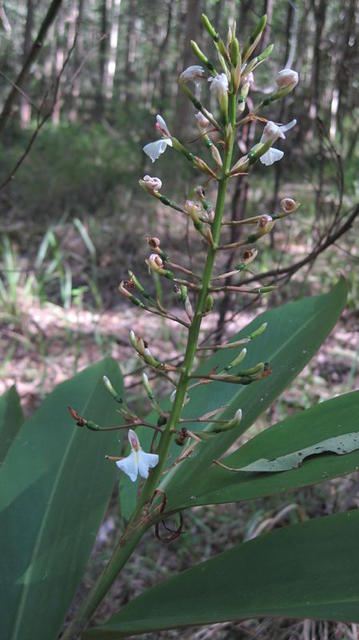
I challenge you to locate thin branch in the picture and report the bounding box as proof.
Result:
[0,0,64,134]
[0,22,79,192]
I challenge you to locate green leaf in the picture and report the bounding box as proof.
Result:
[0,385,24,464]
[85,509,359,637]
[0,358,124,640]
[161,279,347,509]
[166,391,359,510]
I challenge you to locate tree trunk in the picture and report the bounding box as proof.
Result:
[106,0,122,103]
[176,0,202,132]
[0,0,64,135]
[309,0,327,122]
[124,0,137,107]
[52,8,65,124]
[69,0,85,122]
[95,0,109,118]
[20,0,34,127]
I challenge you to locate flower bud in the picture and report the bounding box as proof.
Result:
[208,408,243,434]
[201,13,219,42]
[242,14,267,61]
[191,40,216,73]
[140,175,162,194]
[103,375,122,403]
[142,372,156,402]
[208,73,229,119]
[129,329,138,350]
[143,346,161,368]
[210,144,223,168]
[250,322,267,339]
[195,111,210,128]
[229,35,240,67]
[155,114,170,137]
[225,348,247,371]
[180,65,206,83]
[146,235,161,250]
[225,408,243,429]
[276,68,299,90]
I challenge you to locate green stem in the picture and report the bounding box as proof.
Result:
[62,94,237,640]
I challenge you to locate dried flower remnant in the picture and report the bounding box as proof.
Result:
[281,197,297,212]
[139,175,162,193]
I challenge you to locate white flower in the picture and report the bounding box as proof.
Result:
[208,73,228,97]
[155,114,170,137]
[242,71,254,88]
[143,114,173,163]
[260,147,284,166]
[276,68,299,89]
[116,429,159,482]
[259,119,296,166]
[208,73,229,117]
[180,65,206,82]
[143,139,172,163]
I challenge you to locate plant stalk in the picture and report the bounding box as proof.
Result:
[62,93,237,639]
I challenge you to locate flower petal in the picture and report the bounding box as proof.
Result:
[128,428,140,452]
[116,452,138,482]
[260,148,284,166]
[280,118,297,133]
[156,114,170,136]
[143,139,172,163]
[137,451,159,479]
[180,65,205,82]
[276,69,299,89]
